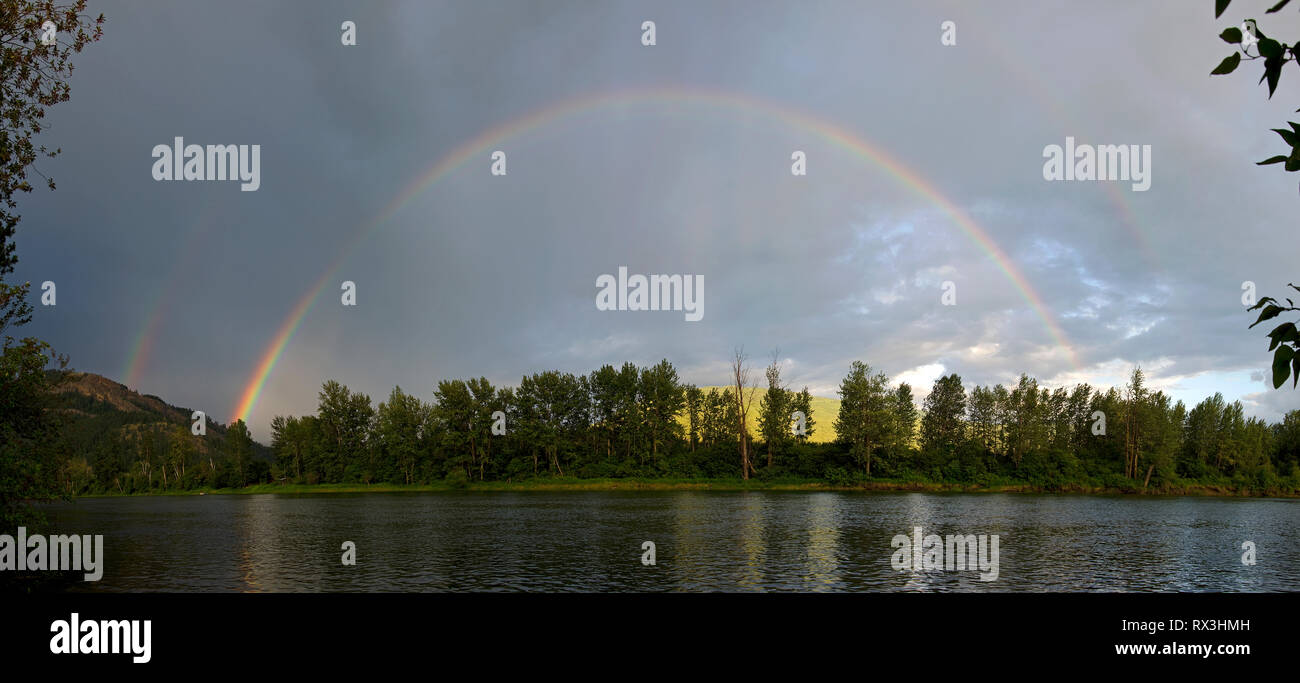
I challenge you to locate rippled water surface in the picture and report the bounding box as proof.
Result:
[38,491,1300,592]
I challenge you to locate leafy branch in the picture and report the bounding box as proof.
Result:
[1211,0,1300,172]
[1248,284,1300,388]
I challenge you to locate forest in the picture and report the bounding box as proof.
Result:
[58,354,1300,496]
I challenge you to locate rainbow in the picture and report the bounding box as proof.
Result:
[970,28,1160,268]
[123,295,166,390]
[123,204,216,390]
[230,86,1081,425]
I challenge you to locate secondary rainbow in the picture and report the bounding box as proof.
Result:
[971,29,1160,268]
[231,86,1081,425]
[123,204,217,390]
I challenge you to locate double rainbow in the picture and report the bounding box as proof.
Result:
[228,86,1081,425]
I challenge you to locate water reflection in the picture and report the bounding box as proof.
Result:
[36,491,1300,593]
[736,492,766,590]
[899,493,938,591]
[670,492,708,591]
[802,493,840,591]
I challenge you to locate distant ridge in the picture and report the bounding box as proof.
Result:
[47,371,270,455]
[689,386,840,443]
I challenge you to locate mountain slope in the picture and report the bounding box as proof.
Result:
[47,371,270,458]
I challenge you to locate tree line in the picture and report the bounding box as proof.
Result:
[61,353,1300,495]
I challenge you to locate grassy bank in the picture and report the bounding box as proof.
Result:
[75,477,1300,498]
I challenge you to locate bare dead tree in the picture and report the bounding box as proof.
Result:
[731,346,758,479]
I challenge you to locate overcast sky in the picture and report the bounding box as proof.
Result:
[12,0,1300,440]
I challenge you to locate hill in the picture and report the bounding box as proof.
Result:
[46,371,270,459]
[686,386,840,443]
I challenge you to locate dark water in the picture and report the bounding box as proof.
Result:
[34,491,1300,592]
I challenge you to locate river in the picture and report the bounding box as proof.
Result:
[36,491,1299,592]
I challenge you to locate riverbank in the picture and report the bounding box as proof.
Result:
[75,477,1300,498]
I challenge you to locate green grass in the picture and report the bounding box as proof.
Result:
[75,476,1298,498]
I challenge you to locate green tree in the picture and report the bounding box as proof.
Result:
[834,361,890,476]
[433,379,476,478]
[376,386,428,484]
[921,374,967,455]
[639,359,684,463]
[1,1,104,276]
[890,383,918,451]
[683,384,702,452]
[1273,409,1300,475]
[1003,374,1041,464]
[0,0,103,529]
[613,362,641,464]
[966,385,999,454]
[1066,383,1094,454]
[467,377,498,480]
[271,414,314,482]
[791,386,815,443]
[757,354,791,468]
[515,370,587,476]
[588,365,620,460]
[227,419,253,487]
[317,380,374,482]
[1122,367,1152,480]
[167,425,195,486]
[700,387,729,447]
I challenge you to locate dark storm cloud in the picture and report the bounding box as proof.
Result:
[10,0,1298,439]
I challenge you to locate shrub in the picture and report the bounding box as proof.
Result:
[444,468,470,489]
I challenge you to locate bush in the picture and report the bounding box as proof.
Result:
[823,466,854,486]
[444,468,470,489]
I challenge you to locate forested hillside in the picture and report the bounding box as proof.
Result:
[45,371,271,493]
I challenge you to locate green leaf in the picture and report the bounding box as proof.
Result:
[1248,296,1277,312]
[1211,52,1241,74]
[1273,345,1295,389]
[1260,38,1284,59]
[1217,0,1233,18]
[1274,128,1299,146]
[1266,0,1292,12]
[1221,27,1243,43]
[1259,155,1289,164]
[1287,146,1300,171]
[1293,355,1300,388]
[1251,303,1284,328]
[1268,321,1298,338]
[1267,322,1299,351]
[1262,57,1284,97]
